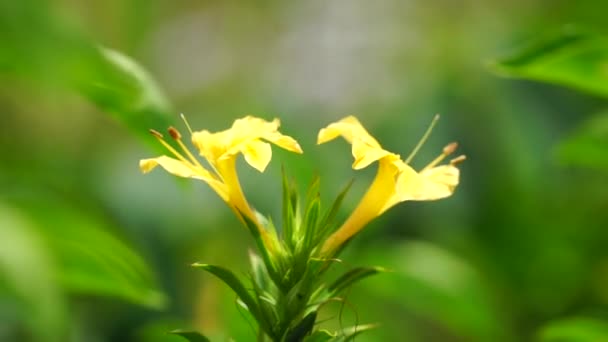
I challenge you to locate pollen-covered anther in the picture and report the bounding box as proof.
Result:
[450,155,467,166]
[149,129,164,139]
[168,126,182,140]
[443,142,458,156]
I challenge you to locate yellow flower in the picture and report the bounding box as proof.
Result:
[140,116,303,227]
[318,116,464,256]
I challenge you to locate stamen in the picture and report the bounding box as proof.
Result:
[168,126,204,169]
[450,155,466,166]
[443,142,458,156]
[148,127,191,165]
[149,129,164,139]
[423,142,459,171]
[168,126,182,140]
[405,114,440,164]
[180,113,193,134]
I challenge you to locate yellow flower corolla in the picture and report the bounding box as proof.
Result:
[140,116,303,229]
[318,116,464,256]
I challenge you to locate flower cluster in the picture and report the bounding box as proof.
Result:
[141,115,464,341]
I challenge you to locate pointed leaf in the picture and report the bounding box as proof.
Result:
[303,330,334,342]
[336,324,379,342]
[316,180,354,243]
[491,28,608,98]
[192,263,263,327]
[556,111,608,169]
[169,330,211,342]
[328,266,387,297]
[286,311,317,342]
[282,167,296,249]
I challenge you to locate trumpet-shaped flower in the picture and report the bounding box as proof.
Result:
[318,116,464,256]
[140,116,303,230]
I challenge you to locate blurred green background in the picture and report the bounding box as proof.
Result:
[2,0,608,341]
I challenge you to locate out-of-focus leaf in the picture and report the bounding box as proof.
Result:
[491,28,608,98]
[168,330,211,342]
[538,317,608,342]
[358,241,508,341]
[0,0,174,146]
[556,111,608,169]
[0,203,67,342]
[9,194,166,309]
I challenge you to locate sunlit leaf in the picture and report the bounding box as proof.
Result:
[556,111,608,169]
[7,194,166,309]
[0,0,174,147]
[538,317,608,342]
[492,28,608,98]
[358,241,508,341]
[0,203,67,342]
[168,330,211,342]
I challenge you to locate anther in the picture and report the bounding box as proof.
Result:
[149,129,163,139]
[443,142,458,156]
[450,155,467,166]
[168,126,182,140]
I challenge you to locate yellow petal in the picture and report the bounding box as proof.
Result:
[263,132,303,154]
[351,139,392,170]
[317,116,381,148]
[395,164,459,202]
[240,140,272,172]
[139,156,199,178]
[139,156,229,201]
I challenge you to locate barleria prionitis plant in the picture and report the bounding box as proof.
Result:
[140,115,465,341]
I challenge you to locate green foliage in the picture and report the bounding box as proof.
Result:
[0,204,67,342]
[191,263,268,334]
[556,111,608,169]
[357,241,507,341]
[326,266,387,297]
[169,330,212,342]
[538,317,608,342]
[0,0,174,147]
[12,194,166,309]
[492,28,608,98]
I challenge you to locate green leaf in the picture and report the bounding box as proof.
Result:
[303,330,334,342]
[327,266,387,297]
[0,203,67,342]
[358,241,508,341]
[556,111,608,169]
[192,263,267,332]
[491,28,608,98]
[315,180,353,244]
[286,311,317,342]
[538,317,608,342]
[168,330,211,342]
[11,194,167,309]
[0,0,174,146]
[336,324,379,342]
